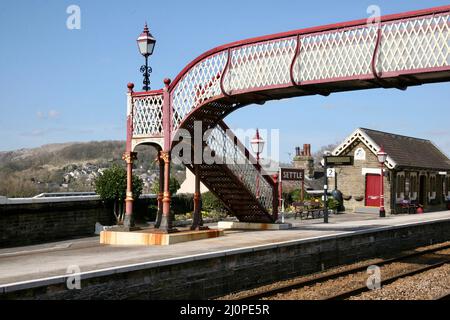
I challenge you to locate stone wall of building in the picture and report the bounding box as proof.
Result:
[329,141,392,213]
[3,218,450,300]
[293,144,314,179]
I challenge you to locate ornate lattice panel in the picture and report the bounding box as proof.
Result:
[223,37,296,92]
[205,124,274,212]
[293,26,378,82]
[171,51,228,129]
[377,14,449,73]
[132,94,164,137]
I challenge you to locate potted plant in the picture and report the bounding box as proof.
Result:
[327,198,340,214]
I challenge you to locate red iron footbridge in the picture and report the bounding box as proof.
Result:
[122,5,450,231]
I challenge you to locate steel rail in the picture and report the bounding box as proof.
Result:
[232,242,450,300]
[434,291,450,300]
[325,259,450,300]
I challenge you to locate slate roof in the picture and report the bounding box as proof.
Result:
[304,171,325,191]
[360,128,450,170]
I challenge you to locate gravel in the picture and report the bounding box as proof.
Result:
[217,241,450,300]
[350,264,450,300]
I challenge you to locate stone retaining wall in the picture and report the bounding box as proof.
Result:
[2,218,450,299]
[0,198,153,248]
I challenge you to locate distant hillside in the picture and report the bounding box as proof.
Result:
[0,141,125,172]
[0,141,163,197]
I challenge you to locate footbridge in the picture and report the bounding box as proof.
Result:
[122,5,450,231]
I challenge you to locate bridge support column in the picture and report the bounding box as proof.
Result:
[122,151,137,229]
[158,150,177,233]
[272,174,279,221]
[154,155,164,228]
[191,166,207,230]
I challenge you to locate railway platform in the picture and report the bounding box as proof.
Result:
[1,210,450,299]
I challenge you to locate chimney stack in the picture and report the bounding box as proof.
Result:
[293,143,314,179]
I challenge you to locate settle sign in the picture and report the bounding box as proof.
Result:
[280,168,304,181]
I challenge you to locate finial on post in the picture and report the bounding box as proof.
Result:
[127,82,135,93]
[164,78,171,87]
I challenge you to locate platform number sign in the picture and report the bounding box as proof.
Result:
[327,168,335,178]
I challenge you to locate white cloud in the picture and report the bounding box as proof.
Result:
[36,110,61,120]
[48,110,60,119]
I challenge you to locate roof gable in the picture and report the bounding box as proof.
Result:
[333,128,450,170]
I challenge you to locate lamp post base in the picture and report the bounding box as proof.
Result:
[379,208,386,218]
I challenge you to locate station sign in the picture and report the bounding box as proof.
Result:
[324,155,354,166]
[280,168,304,181]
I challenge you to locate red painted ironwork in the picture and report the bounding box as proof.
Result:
[164,5,449,92]
[127,5,450,223]
[220,48,232,98]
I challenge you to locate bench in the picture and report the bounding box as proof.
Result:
[396,200,419,214]
[292,201,326,220]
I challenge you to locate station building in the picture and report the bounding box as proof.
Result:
[330,128,450,214]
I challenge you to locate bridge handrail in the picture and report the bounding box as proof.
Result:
[204,121,274,213]
[167,5,450,91]
[129,6,449,138]
[165,5,449,131]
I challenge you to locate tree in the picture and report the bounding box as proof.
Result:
[201,191,227,213]
[94,164,143,225]
[151,177,181,195]
[312,143,340,169]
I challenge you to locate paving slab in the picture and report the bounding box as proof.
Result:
[0,211,449,286]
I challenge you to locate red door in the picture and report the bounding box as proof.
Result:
[365,174,381,207]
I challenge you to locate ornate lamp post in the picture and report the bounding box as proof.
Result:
[251,129,265,198]
[321,151,331,224]
[377,146,388,218]
[137,23,156,91]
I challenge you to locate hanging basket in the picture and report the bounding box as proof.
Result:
[354,195,364,201]
[343,194,352,201]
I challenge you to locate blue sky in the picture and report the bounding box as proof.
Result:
[0,0,449,163]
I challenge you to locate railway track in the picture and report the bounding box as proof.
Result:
[226,242,450,301]
[325,259,450,300]
[435,291,450,300]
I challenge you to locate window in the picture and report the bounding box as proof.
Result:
[396,173,405,198]
[410,174,417,194]
[429,175,437,201]
[445,176,450,197]
[405,176,410,195]
[430,175,437,193]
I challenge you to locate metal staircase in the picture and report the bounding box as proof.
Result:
[183,121,278,223]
